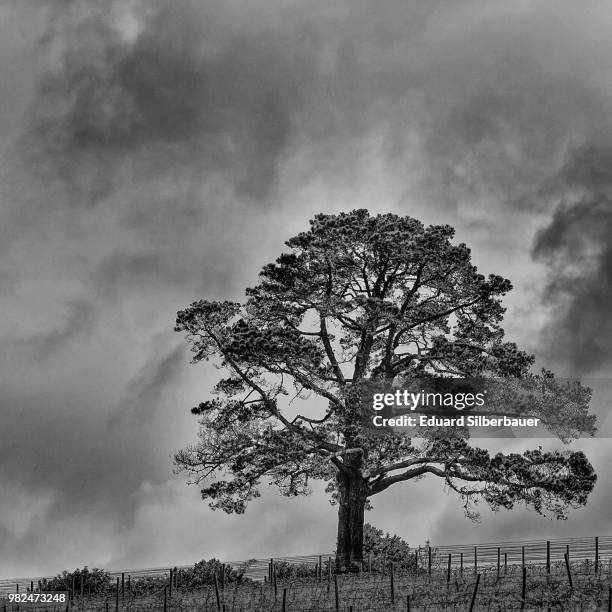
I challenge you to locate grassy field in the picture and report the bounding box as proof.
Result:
[5,558,612,611]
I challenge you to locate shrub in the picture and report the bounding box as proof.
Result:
[362,523,417,571]
[44,567,112,595]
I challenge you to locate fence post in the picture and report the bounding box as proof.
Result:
[273,564,278,600]
[334,574,339,612]
[596,537,599,574]
[460,552,463,575]
[447,554,451,583]
[546,541,550,575]
[428,546,431,576]
[115,577,119,612]
[468,574,481,612]
[497,548,500,579]
[521,545,525,571]
[319,555,323,581]
[122,572,125,602]
[474,546,477,575]
[504,552,507,574]
[30,581,33,593]
[407,594,410,612]
[520,566,527,611]
[390,562,395,605]
[564,552,573,590]
[608,586,611,612]
[163,586,167,612]
[214,573,221,612]
[282,588,287,612]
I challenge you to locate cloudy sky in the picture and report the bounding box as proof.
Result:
[2,0,612,579]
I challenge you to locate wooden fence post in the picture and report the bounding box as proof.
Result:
[596,537,599,574]
[115,577,119,612]
[282,588,287,612]
[122,572,125,601]
[520,567,527,611]
[334,574,339,612]
[460,552,463,575]
[273,565,278,600]
[390,562,395,604]
[214,573,221,612]
[319,555,323,581]
[407,594,410,612]
[546,541,550,575]
[468,574,481,612]
[521,545,525,571]
[564,552,573,591]
[497,548,500,578]
[428,546,432,576]
[163,586,167,612]
[474,546,477,575]
[447,554,451,583]
[504,552,507,574]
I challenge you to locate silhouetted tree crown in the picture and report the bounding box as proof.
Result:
[174,210,596,563]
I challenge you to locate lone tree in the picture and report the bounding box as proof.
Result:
[174,210,596,568]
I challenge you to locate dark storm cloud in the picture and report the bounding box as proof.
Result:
[0,340,189,554]
[18,0,318,208]
[4,0,612,576]
[533,143,612,374]
[15,0,611,231]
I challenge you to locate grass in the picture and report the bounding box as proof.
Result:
[8,558,612,611]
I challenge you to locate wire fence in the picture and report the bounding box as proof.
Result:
[1,534,611,610]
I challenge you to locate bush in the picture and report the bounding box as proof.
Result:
[44,567,112,595]
[270,560,318,581]
[174,558,249,588]
[362,523,417,572]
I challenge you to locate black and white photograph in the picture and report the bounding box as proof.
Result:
[1,1,612,610]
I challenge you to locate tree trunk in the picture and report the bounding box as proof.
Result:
[335,470,368,572]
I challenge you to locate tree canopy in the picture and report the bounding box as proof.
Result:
[174,209,596,563]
